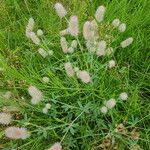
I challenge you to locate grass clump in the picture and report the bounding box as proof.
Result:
[0,0,150,149]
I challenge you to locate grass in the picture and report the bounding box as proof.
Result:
[0,0,150,149]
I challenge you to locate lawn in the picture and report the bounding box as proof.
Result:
[0,0,150,149]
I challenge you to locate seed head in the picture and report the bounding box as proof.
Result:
[119,92,128,100]
[95,6,105,22]
[105,99,116,109]
[112,19,120,27]
[54,3,67,18]
[77,70,91,83]
[0,112,12,125]
[120,37,133,48]
[64,62,75,77]
[118,23,126,32]
[108,60,116,68]
[29,32,40,45]
[48,142,62,150]
[96,40,107,56]
[38,48,48,58]
[60,37,68,53]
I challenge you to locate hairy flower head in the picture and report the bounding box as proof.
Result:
[54,3,67,18]
[0,112,12,125]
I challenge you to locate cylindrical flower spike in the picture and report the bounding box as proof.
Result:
[60,37,68,53]
[48,142,62,150]
[71,40,78,49]
[37,29,43,36]
[83,21,94,41]
[108,60,116,68]
[0,112,12,125]
[54,3,67,18]
[118,23,126,32]
[38,48,48,58]
[60,29,69,36]
[5,127,30,139]
[68,16,79,37]
[96,40,107,56]
[64,62,75,77]
[112,19,121,28]
[26,18,35,38]
[105,99,116,109]
[119,92,128,100]
[68,47,74,53]
[100,106,108,114]
[77,70,91,83]
[29,32,40,45]
[95,6,105,22]
[28,86,43,105]
[120,37,133,48]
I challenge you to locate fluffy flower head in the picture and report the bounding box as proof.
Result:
[68,16,79,37]
[48,142,62,150]
[95,5,105,22]
[77,70,91,83]
[0,112,12,125]
[119,92,128,100]
[5,127,30,139]
[120,37,133,48]
[54,3,67,18]
[105,98,116,109]
[64,62,75,77]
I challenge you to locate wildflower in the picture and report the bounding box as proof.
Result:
[106,47,113,55]
[5,127,30,139]
[64,62,75,77]
[115,123,127,134]
[71,40,78,49]
[45,103,51,109]
[68,47,74,53]
[54,3,67,18]
[83,21,94,41]
[28,86,43,105]
[42,77,50,83]
[29,32,40,45]
[86,41,96,52]
[95,6,105,22]
[3,91,12,99]
[120,37,133,48]
[100,106,108,114]
[118,23,126,32]
[38,48,48,58]
[37,29,43,36]
[26,18,35,38]
[112,19,120,27]
[90,19,98,32]
[60,29,69,36]
[42,107,48,114]
[68,16,79,37]
[119,92,128,100]
[131,129,140,140]
[77,70,91,83]
[60,37,68,53]
[47,50,54,56]
[108,60,116,68]
[96,40,106,56]
[48,142,62,150]
[0,112,12,125]
[105,98,116,109]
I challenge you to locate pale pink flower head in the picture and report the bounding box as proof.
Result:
[83,21,94,41]
[119,92,128,100]
[60,37,68,53]
[48,142,62,150]
[100,106,108,114]
[96,40,107,56]
[77,70,91,83]
[108,60,116,68]
[26,18,35,38]
[0,112,12,125]
[28,86,43,105]
[68,16,79,37]
[54,3,67,18]
[95,6,105,22]
[112,19,120,28]
[118,23,126,32]
[64,62,75,77]
[37,29,43,36]
[5,127,30,139]
[29,32,40,45]
[120,37,133,48]
[105,98,116,109]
